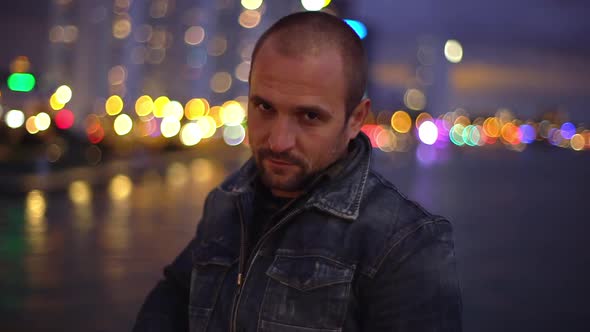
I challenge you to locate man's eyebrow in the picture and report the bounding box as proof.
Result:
[249,95,273,108]
[249,94,332,117]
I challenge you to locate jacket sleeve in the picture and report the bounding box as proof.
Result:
[132,238,196,332]
[358,219,463,331]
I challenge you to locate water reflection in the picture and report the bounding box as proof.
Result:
[25,190,47,254]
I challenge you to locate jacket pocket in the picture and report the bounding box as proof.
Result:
[260,255,354,331]
[189,255,233,332]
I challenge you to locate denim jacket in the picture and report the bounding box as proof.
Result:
[133,133,462,332]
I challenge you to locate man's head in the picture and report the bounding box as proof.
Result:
[247,11,371,198]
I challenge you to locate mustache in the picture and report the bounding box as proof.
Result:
[257,148,305,167]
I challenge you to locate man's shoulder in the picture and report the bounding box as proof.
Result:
[350,169,451,277]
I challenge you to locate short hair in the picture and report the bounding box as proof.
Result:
[250,11,368,120]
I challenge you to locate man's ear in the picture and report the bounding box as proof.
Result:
[347,98,371,140]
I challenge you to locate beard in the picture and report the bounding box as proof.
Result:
[254,148,313,192]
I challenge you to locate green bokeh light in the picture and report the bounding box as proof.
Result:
[7,73,36,92]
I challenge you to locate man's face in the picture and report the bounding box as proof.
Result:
[247,43,356,197]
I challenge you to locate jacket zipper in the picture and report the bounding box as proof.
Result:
[229,197,304,332]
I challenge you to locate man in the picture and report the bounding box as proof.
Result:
[134,11,462,332]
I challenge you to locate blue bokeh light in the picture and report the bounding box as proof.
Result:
[344,19,367,39]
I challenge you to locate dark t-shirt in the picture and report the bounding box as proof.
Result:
[246,183,293,264]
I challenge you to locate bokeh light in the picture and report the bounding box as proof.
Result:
[239,10,261,29]
[184,26,205,45]
[196,116,217,138]
[418,121,438,145]
[7,73,36,92]
[162,100,184,120]
[69,180,92,205]
[50,93,66,110]
[344,19,367,39]
[207,35,228,56]
[570,134,585,151]
[113,17,132,39]
[109,174,133,201]
[55,109,75,129]
[55,85,73,104]
[108,65,127,85]
[114,113,133,136]
[404,89,426,111]
[375,129,397,152]
[153,96,170,118]
[185,98,210,120]
[161,116,181,138]
[520,124,537,144]
[450,124,465,146]
[210,72,232,93]
[135,95,154,116]
[483,117,501,138]
[35,112,51,131]
[220,100,246,126]
[26,190,46,221]
[444,39,463,63]
[560,122,576,140]
[26,116,39,134]
[391,110,412,133]
[180,122,203,146]
[241,0,263,10]
[415,112,433,129]
[501,122,522,145]
[105,95,124,115]
[6,109,25,128]
[235,61,251,82]
[223,125,246,146]
[208,106,224,127]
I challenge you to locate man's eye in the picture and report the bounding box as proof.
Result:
[258,103,272,112]
[305,112,319,121]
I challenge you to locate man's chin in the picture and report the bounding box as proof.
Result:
[260,173,304,193]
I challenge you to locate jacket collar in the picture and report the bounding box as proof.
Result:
[218,132,372,221]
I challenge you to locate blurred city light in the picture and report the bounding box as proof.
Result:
[162,100,184,120]
[161,116,181,137]
[560,122,576,139]
[69,180,92,205]
[301,0,331,11]
[196,116,217,139]
[220,100,246,126]
[404,88,426,111]
[35,112,51,131]
[6,109,25,129]
[50,94,66,110]
[153,96,170,118]
[239,10,262,29]
[185,98,209,120]
[55,85,73,104]
[105,95,124,115]
[114,114,133,136]
[418,121,438,145]
[444,39,463,63]
[241,0,263,10]
[570,134,585,151]
[109,174,133,201]
[344,19,367,39]
[416,112,433,129]
[223,125,246,146]
[7,73,36,92]
[135,95,154,116]
[391,110,411,133]
[180,122,203,146]
[184,26,205,45]
[55,109,75,129]
[26,116,39,134]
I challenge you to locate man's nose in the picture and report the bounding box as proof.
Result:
[268,117,295,153]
